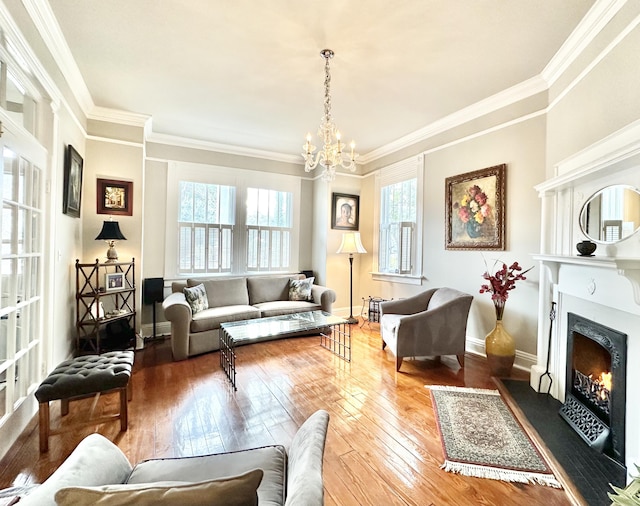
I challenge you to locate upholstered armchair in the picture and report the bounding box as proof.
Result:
[379,287,473,371]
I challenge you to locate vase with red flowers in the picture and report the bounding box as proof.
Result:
[480,259,532,376]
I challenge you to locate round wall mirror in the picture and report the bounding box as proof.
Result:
[579,185,640,243]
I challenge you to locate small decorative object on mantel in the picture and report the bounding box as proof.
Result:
[480,259,533,377]
[576,240,597,256]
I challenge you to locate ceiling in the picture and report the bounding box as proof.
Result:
[46,1,595,161]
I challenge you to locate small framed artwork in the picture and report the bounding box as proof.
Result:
[331,193,359,230]
[63,145,83,218]
[105,272,125,291]
[445,164,506,250]
[97,178,133,216]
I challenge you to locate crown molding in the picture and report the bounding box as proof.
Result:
[360,75,547,164]
[21,0,94,114]
[542,0,627,86]
[146,132,303,165]
[88,106,150,127]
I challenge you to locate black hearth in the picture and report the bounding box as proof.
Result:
[560,313,627,466]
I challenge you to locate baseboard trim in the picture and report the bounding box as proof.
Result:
[466,336,536,373]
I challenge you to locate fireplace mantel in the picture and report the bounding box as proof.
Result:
[533,255,640,305]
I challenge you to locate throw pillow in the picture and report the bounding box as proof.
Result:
[183,283,208,314]
[54,468,263,506]
[289,277,314,302]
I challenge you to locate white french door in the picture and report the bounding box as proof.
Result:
[0,115,46,427]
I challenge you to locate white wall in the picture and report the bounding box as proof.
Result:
[325,175,365,317]
[356,115,545,362]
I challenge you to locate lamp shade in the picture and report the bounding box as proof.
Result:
[95,221,127,241]
[336,232,367,254]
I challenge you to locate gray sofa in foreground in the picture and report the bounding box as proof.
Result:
[21,409,330,506]
[163,275,336,361]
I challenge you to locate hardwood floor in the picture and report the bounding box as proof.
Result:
[0,324,572,505]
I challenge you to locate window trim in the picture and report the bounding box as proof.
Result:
[371,154,424,285]
[165,161,301,279]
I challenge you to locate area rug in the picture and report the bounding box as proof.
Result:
[428,385,561,488]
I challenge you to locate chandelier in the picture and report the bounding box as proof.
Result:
[303,49,358,182]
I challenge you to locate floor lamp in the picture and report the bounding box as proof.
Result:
[336,232,367,324]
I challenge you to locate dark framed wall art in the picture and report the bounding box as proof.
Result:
[331,192,359,230]
[445,164,506,250]
[63,145,83,218]
[97,178,133,216]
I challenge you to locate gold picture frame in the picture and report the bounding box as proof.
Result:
[445,164,506,250]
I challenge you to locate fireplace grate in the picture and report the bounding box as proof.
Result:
[559,394,610,452]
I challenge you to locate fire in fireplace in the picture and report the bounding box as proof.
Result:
[560,312,627,466]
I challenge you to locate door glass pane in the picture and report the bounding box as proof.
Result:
[3,149,18,201]
[1,259,15,309]
[2,205,14,255]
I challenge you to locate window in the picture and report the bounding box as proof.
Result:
[373,156,423,284]
[178,182,235,274]
[165,162,300,278]
[246,188,292,271]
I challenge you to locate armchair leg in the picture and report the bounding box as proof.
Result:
[457,354,465,368]
[396,356,403,371]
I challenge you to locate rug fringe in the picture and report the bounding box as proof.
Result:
[441,460,562,489]
[427,385,499,396]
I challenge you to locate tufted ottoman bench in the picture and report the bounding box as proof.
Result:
[35,351,134,452]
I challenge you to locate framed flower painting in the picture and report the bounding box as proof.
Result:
[445,164,506,250]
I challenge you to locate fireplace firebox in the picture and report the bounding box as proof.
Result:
[559,313,627,465]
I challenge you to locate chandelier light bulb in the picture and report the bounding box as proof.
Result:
[302,48,359,182]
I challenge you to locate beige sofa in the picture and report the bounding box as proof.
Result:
[20,409,330,506]
[162,275,336,361]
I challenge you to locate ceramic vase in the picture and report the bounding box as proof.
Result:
[485,302,515,377]
[576,240,597,256]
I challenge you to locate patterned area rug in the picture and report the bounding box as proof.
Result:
[429,385,562,488]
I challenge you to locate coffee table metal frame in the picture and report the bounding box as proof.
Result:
[220,311,350,390]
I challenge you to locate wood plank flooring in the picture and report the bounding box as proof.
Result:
[0,324,573,505]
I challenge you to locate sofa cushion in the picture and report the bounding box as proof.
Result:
[288,277,314,302]
[183,284,208,314]
[54,469,263,506]
[190,305,261,333]
[247,276,293,305]
[128,445,287,506]
[254,301,320,318]
[188,277,249,307]
[19,434,132,506]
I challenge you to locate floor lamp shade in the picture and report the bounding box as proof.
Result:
[337,232,366,324]
[336,232,367,255]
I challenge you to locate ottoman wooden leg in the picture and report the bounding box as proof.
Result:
[119,387,128,432]
[38,402,50,453]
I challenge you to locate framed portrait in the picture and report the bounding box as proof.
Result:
[445,164,506,250]
[97,178,133,216]
[331,193,359,230]
[105,272,125,292]
[63,145,83,218]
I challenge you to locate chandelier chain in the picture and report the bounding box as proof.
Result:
[302,48,358,182]
[323,57,331,122]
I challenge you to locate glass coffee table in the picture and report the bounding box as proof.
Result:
[220,311,350,390]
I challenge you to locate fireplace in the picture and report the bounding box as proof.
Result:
[559,313,627,465]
